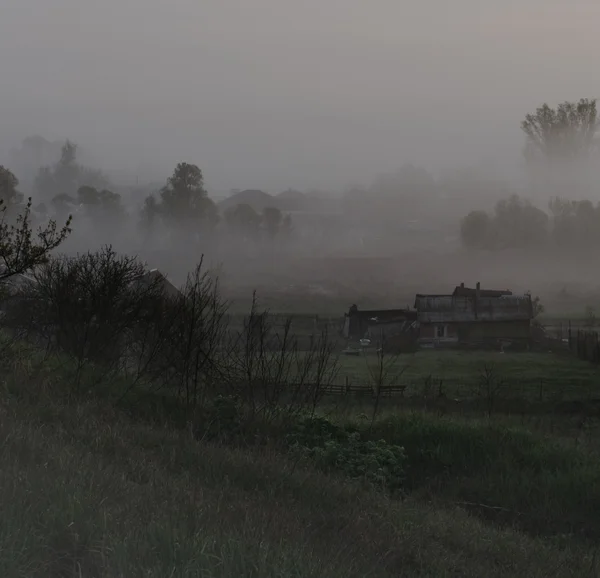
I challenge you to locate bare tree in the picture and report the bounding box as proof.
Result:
[0,195,71,283]
[521,98,599,163]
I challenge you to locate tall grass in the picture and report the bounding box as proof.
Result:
[0,393,597,578]
[362,412,600,539]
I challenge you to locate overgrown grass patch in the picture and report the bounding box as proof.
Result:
[360,412,600,539]
[0,394,598,578]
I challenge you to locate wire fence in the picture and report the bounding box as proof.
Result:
[311,374,598,403]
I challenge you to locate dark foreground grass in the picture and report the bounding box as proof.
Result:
[359,412,600,540]
[1,391,599,578]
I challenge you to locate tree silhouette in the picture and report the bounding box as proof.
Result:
[0,197,72,281]
[262,206,282,239]
[521,98,599,163]
[0,166,24,208]
[35,140,111,201]
[460,210,491,249]
[224,203,261,238]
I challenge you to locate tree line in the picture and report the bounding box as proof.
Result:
[2,141,293,249]
[461,97,599,251]
[460,195,600,250]
[1,96,598,259]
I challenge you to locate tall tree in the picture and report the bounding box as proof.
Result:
[159,163,218,230]
[521,98,599,163]
[35,140,111,202]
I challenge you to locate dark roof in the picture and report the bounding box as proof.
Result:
[217,189,276,212]
[131,269,181,299]
[452,286,512,298]
[414,294,533,323]
[347,307,416,320]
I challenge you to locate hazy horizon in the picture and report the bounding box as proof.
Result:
[1,0,598,192]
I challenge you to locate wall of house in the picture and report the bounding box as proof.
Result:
[419,320,531,344]
[463,320,531,341]
[419,322,459,342]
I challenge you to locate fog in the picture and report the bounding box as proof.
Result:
[1,0,599,315]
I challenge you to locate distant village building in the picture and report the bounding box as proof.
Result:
[414,282,533,348]
[130,269,181,299]
[343,304,417,346]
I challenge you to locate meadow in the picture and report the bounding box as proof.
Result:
[336,349,600,400]
[2,361,600,578]
[2,252,600,578]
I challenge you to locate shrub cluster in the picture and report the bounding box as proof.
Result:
[1,246,339,419]
[287,416,406,493]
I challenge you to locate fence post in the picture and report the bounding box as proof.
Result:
[345,375,349,394]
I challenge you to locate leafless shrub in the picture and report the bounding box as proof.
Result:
[131,258,231,410]
[365,333,406,431]
[6,245,166,391]
[479,363,505,417]
[226,293,339,422]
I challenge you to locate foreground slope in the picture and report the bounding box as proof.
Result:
[0,391,596,578]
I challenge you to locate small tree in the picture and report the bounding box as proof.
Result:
[160,163,211,221]
[0,166,24,208]
[460,210,491,249]
[77,185,126,223]
[35,140,111,201]
[0,197,72,282]
[224,203,262,239]
[526,291,545,319]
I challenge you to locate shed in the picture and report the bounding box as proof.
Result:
[343,304,417,341]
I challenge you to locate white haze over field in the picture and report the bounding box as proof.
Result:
[0,0,599,316]
[0,0,598,191]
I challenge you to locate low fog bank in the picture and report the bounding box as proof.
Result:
[1,98,599,317]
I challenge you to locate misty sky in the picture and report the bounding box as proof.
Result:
[1,0,598,192]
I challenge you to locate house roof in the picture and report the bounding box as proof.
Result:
[414,294,533,323]
[131,269,181,299]
[452,286,512,298]
[347,307,416,320]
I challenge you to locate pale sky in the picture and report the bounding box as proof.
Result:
[0,0,598,191]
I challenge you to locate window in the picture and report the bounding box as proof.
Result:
[436,325,446,338]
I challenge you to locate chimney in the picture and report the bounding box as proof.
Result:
[460,282,464,288]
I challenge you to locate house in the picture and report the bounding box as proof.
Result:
[414,282,533,348]
[343,304,417,342]
[131,269,181,299]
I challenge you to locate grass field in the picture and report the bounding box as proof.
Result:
[335,350,600,400]
[2,380,600,577]
[2,333,600,576]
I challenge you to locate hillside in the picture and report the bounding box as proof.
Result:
[1,345,599,576]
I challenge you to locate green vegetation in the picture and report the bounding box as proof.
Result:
[337,350,600,400]
[2,94,600,575]
[1,355,600,577]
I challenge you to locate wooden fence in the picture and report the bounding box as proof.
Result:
[308,374,593,403]
[574,330,600,364]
